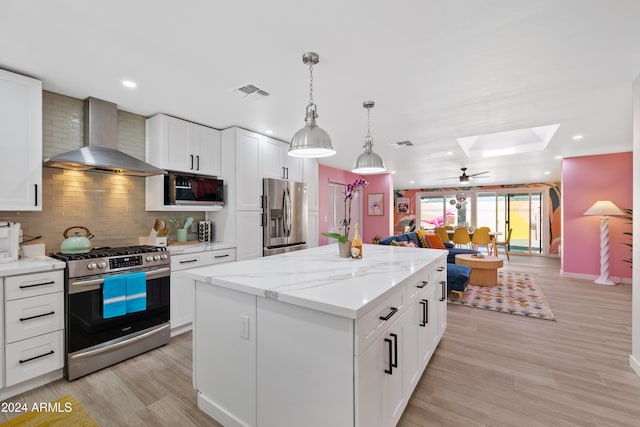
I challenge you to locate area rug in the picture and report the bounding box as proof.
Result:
[0,394,99,426]
[448,271,556,320]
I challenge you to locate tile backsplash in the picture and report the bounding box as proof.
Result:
[2,91,203,254]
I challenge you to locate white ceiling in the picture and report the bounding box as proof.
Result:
[1,0,639,189]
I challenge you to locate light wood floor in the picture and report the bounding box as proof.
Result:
[2,254,639,426]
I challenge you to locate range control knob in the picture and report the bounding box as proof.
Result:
[153,255,161,261]
[97,261,107,269]
[146,256,154,262]
[87,262,97,270]
[161,254,169,260]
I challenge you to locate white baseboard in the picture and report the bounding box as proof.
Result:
[630,354,640,377]
[0,369,63,401]
[560,271,632,284]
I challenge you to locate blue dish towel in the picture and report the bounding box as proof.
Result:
[126,272,147,314]
[103,276,127,319]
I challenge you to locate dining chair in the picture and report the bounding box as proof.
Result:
[452,228,471,249]
[471,226,493,255]
[434,227,451,243]
[444,225,454,230]
[494,228,513,261]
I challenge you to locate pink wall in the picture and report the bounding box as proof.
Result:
[562,152,632,280]
[318,165,394,246]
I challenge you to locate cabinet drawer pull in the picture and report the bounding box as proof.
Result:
[196,155,200,171]
[384,338,393,374]
[419,300,427,327]
[19,311,55,322]
[436,266,445,272]
[179,259,198,264]
[417,280,428,288]
[379,307,398,321]
[34,184,38,206]
[19,350,55,364]
[440,280,446,302]
[390,333,398,368]
[19,280,55,289]
[214,254,230,259]
[190,154,194,170]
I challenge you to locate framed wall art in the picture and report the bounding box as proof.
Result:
[368,193,384,216]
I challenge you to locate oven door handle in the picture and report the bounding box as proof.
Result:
[70,267,171,288]
[70,324,170,360]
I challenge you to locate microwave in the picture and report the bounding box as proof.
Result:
[164,173,224,206]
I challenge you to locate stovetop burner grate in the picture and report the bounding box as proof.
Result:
[50,245,167,262]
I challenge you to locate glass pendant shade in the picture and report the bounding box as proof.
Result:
[289,52,336,158]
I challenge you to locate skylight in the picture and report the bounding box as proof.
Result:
[456,124,560,158]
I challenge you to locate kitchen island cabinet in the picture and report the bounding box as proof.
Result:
[0,69,42,211]
[189,244,447,427]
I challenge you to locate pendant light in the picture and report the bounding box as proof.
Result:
[352,101,386,174]
[289,52,336,158]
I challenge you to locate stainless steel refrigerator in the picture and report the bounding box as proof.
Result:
[263,178,308,256]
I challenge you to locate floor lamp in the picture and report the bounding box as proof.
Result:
[583,200,625,285]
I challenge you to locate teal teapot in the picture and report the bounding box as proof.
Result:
[60,226,94,254]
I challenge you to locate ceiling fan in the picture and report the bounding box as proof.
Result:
[439,167,490,183]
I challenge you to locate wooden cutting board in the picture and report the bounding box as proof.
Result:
[167,240,200,246]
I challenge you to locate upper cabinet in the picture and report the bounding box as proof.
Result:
[261,136,302,182]
[146,114,221,177]
[0,70,42,211]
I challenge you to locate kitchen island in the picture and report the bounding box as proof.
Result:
[188,244,448,427]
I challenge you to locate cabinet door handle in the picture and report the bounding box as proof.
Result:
[19,350,54,364]
[436,266,445,272]
[34,184,38,206]
[179,259,198,264]
[196,155,200,171]
[282,167,286,179]
[384,338,393,374]
[440,280,446,301]
[390,333,398,368]
[379,306,398,321]
[286,167,289,179]
[20,310,55,322]
[190,154,194,170]
[214,254,230,259]
[417,280,428,288]
[19,280,55,289]
[419,300,427,327]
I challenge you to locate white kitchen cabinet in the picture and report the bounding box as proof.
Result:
[232,128,262,210]
[2,268,64,390]
[307,211,318,248]
[357,313,408,427]
[0,69,42,211]
[170,248,236,336]
[302,158,319,211]
[262,135,302,182]
[146,114,221,176]
[236,211,263,261]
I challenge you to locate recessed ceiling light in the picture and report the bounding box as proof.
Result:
[390,171,396,174]
[265,130,273,134]
[122,80,137,88]
[409,180,415,184]
[555,155,563,160]
[544,171,551,175]
[572,134,583,140]
[446,151,453,155]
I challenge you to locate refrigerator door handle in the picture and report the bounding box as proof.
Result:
[283,187,292,236]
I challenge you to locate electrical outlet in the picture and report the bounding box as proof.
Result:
[190,223,197,233]
[240,315,250,339]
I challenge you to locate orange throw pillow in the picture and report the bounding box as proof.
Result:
[424,234,446,249]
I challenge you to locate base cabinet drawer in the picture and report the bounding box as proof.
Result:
[5,270,63,301]
[5,330,64,387]
[5,292,64,343]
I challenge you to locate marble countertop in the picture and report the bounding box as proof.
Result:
[187,244,446,319]
[0,256,66,276]
[167,242,237,255]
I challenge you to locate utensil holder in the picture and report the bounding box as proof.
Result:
[176,228,187,242]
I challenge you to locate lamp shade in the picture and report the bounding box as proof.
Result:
[352,145,386,174]
[583,200,625,216]
[289,123,335,158]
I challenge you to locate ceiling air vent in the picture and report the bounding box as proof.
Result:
[233,83,271,99]
[390,140,414,148]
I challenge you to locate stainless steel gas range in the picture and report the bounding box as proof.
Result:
[50,245,170,380]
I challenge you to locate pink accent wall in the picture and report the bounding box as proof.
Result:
[562,152,632,279]
[318,165,394,246]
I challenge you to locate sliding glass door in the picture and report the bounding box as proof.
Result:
[505,193,542,254]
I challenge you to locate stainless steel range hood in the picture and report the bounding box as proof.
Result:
[43,97,165,176]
